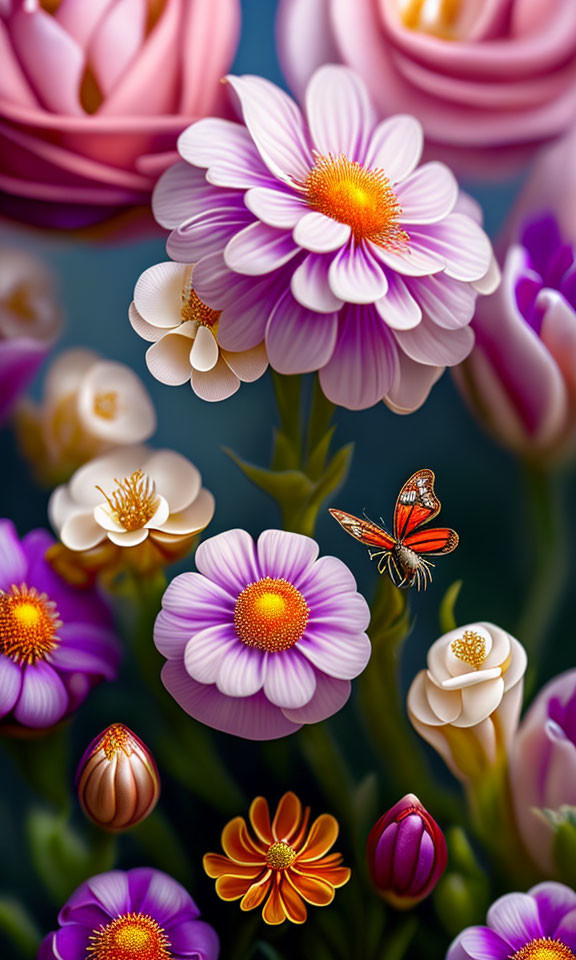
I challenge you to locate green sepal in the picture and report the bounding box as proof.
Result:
[433,827,490,937]
[542,806,576,886]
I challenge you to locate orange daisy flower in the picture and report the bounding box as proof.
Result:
[203,791,351,925]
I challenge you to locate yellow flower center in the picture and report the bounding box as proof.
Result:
[0,584,61,665]
[93,391,118,421]
[100,723,131,761]
[234,577,310,652]
[303,152,408,248]
[451,630,487,669]
[266,841,297,871]
[181,289,221,329]
[88,913,172,960]
[96,469,159,532]
[399,0,463,39]
[511,938,576,960]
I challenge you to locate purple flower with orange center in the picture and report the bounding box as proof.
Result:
[203,791,350,925]
[0,519,119,730]
[38,867,219,960]
[154,528,371,740]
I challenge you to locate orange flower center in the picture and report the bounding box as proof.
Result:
[400,0,463,39]
[450,630,487,669]
[181,289,221,329]
[234,577,310,652]
[266,841,297,870]
[93,391,118,421]
[0,584,61,665]
[511,939,575,960]
[100,723,131,760]
[88,913,172,960]
[96,469,159,532]
[303,152,408,248]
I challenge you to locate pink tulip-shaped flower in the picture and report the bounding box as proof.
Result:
[510,670,576,876]
[0,0,240,229]
[454,213,576,463]
[276,0,576,176]
[366,794,447,909]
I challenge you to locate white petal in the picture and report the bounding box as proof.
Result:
[397,162,458,224]
[133,262,187,328]
[364,115,423,183]
[376,275,422,330]
[328,244,388,304]
[293,212,351,253]
[190,325,219,372]
[221,343,269,383]
[410,214,492,283]
[143,450,201,513]
[191,356,241,402]
[129,303,163,343]
[244,187,307,229]
[291,254,343,313]
[156,488,215,535]
[108,528,149,547]
[305,64,374,161]
[60,512,104,551]
[146,327,195,386]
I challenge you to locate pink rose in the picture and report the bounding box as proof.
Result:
[0,0,240,229]
[276,0,576,175]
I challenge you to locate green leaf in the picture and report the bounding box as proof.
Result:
[377,916,417,960]
[0,898,41,959]
[271,372,302,450]
[27,809,115,904]
[131,811,194,887]
[224,448,313,508]
[439,580,463,634]
[545,806,576,886]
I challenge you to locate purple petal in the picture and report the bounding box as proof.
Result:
[530,882,576,938]
[460,927,512,960]
[410,829,436,895]
[128,867,198,926]
[37,932,57,960]
[372,239,445,278]
[48,624,120,680]
[167,205,252,263]
[256,529,319,583]
[376,274,422,331]
[305,64,374,162]
[364,115,423,184]
[293,212,351,253]
[319,303,397,410]
[168,920,219,959]
[371,822,397,890]
[0,656,22,718]
[215,642,266,698]
[328,243,388,304]
[194,530,259,596]
[298,556,358,605]
[178,117,274,189]
[384,352,444,414]
[554,907,576,950]
[183,624,245,686]
[86,871,131,918]
[160,571,235,622]
[281,672,351,724]
[0,519,27,590]
[152,162,223,230]
[445,937,470,960]
[393,814,424,891]
[263,649,316,709]
[53,925,90,960]
[265,290,338,375]
[298,625,371,681]
[225,74,312,183]
[307,589,371,631]
[487,893,543,950]
[194,256,274,353]
[408,273,476,331]
[13,662,68,728]
[291,253,343,313]
[410,214,492,283]
[396,162,458,225]
[394,315,474,366]
[225,221,299,276]
[161,661,300,740]
[245,186,307,229]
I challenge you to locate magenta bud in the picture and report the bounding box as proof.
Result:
[367,794,447,909]
[76,723,160,832]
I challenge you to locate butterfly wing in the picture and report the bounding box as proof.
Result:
[393,468,441,541]
[329,509,396,551]
[403,527,459,555]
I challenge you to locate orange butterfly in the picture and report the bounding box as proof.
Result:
[329,468,459,590]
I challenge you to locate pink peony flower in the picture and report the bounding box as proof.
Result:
[153,65,497,411]
[154,528,371,740]
[454,213,576,463]
[276,0,576,176]
[0,0,240,229]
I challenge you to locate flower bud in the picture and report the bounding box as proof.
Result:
[366,794,447,909]
[76,723,160,832]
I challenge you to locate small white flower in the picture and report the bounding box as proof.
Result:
[129,261,268,402]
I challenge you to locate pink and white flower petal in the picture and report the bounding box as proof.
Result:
[168,206,253,263]
[298,627,371,680]
[472,253,501,295]
[88,0,147,96]
[60,512,104,551]
[487,893,544,950]
[396,163,458,224]
[160,571,234,624]
[154,609,195,660]
[195,529,260,597]
[222,343,269,383]
[281,674,351,724]
[107,528,149,548]
[216,643,267,698]
[183,625,240,685]
[129,304,163,344]
[297,556,359,607]
[305,64,375,162]
[134,261,187,329]
[190,325,219,372]
[225,221,300,276]
[0,520,27,590]
[265,291,338,374]
[191,356,241,402]
[152,162,222,229]
[375,275,422,330]
[244,187,307,229]
[0,656,23,719]
[293,212,351,253]
[308,590,371,634]
[191,252,241,310]
[394,316,475,366]
[409,272,478,331]
[161,662,301,740]
[156,488,215,535]
[10,4,85,116]
[291,254,344,313]
[256,529,319,583]
[319,304,397,410]
[328,243,388,304]
[13,662,68,728]
[373,240,445,277]
[144,450,201,513]
[410,214,492,282]
[178,118,274,189]
[224,74,313,183]
[458,928,513,960]
[364,115,423,184]
[264,650,317,709]
[146,327,195,386]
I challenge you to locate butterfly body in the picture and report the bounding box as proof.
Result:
[329,469,458,590]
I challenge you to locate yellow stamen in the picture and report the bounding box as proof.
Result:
[0,584,61,665]
[234,577,310,653]
[93,391,118,421]
[511,938,575,960]
[181,289,221,329]
[399,0,463,39]
[451,630,487,669]
[96,469,159,532]
[266,841,297,871]
[100,723,131,761]
[88,912,172,960]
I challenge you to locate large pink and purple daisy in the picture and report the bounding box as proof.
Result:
[449,883,576,960]
[154,529,371,740]
[152,65,498,411]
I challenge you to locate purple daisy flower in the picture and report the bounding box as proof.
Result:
[0,519,120,729]
[38,866,219,960]
[152,65,498,411]
[448,882,576,960]
[154,529,371,740]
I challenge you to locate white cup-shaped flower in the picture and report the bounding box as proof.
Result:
[407,622,527,782]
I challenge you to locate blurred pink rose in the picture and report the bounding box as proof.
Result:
[0,0,240,229]
[276,0,576,176]
[508,123,576,247]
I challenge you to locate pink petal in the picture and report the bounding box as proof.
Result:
[410,214,492,283]
[152,162,221,230]
[328,243,388,304]
[297,556,359,606]
[265,290,338,374]
[408,273,477,330]
[487,893,543,950]
[191,355,241,402]
[263,650,317,709]
[55,0,115,49]
[291,254,343,313]
[397,162,458,224]
[384,353,444,414]
[293,212,351,253]
[178,0,241,116]
[10,3,84,115]
[167,205,252,263]
[0,520,27,590]
[539,288,576,395]
[159,571,234,624]
[276,0,340,102]
[281,673,351,724]
[244,187,307,229]
[364,115,423,184]
[217,278,273,351]
[0,19,38,108]
[183,624,240,685]
[372,239,445,277]
[0,656,22,719]
[224,221,299,275]
[305,64,375,161]
[319,303,397,410]
[225,74,312,183]
[178,118,274,189]
[394,315,474,366]
[14,662,68,728]
[298,626,371,680]
[256,529,319,582]
[88,0,146,97]
[375,274,422,330]
[195,529,259,596]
